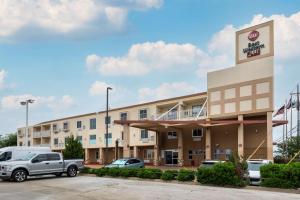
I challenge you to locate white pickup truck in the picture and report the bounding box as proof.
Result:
[0,152,84,182]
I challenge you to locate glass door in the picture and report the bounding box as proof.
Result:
[165,150,178,165]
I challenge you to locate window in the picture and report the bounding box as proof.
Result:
[77,121,82,129]
[140,129,148,139]
[89,135,96,145]
[121,131,124,140]
[34,154,47,162]
[105,133,112,144]
[53,124,58,131]
[105,116,111,125]
[28,141,30,146]
[167,108,177,120]
[54,138,58,145]
[63,122,69,130]
[90,118,96,129]
[77,136,82,144]
[120,112,128,121]
[127,159,141,164]
[192,128,203,137]
[139,109,148,119]
[19,142,23,146]
[47,154,60,161]
[144,149,154,159]
[0,151,12,161]
[192,105,201,117]
[167,131,177,139]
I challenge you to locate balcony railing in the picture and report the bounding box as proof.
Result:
[54,143,65,148]
[18,132,24,137]
[41,130,51,137]
[33,132,41,138]
[155,108,207,121]
[40,143,51,147]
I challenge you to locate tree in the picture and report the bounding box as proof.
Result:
[276,136,300,162]
[62,135,84,159]
[0,133,17,148]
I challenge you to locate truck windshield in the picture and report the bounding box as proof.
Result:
[248,162,264,171]
[0,152,4,161]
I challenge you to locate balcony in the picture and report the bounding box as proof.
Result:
[18,132,24,138]
[40,143,51,147]
[54,143,65,148]
[41,130,51,137]
[33,132,41,138]
[155,108,207,121]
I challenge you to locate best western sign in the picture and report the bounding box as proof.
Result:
[236,21,274,64]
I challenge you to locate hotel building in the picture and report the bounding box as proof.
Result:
[17,21,286,166]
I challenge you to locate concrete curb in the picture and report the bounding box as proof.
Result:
[79,173,300,194]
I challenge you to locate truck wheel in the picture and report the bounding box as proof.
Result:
[12,169,27,182]
[67,166,77,177]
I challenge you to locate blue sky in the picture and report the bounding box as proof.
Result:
[0,0,299,140]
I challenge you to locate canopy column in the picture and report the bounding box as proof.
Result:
[123,124,130,158]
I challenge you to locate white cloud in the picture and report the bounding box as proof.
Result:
[207,11,300,62]
[0,0,163,38]
[0,69,7,89]
[138,82,198,103]
[0,94,75,111]
[86,40,233,77]
[89,81,113,96]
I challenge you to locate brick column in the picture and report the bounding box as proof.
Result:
[153,132,160,166]
[99,148,104,164]
[178,130,184,166]
[267,112,273,160]
[123,125,130,158]
[133,146,138,158]
[238,115,244,158]
[205,128,211,160]
[85,148,90,164]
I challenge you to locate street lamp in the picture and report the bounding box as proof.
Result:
[20,99,35,147]
[105,87,112,164]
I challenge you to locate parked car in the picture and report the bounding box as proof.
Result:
[0,152,84,182]
[247,159,272,185]
[0,146,51,162]
[199,160,225,168]
[105,158,144,168]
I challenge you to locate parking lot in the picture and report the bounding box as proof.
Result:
[0,175,299,200]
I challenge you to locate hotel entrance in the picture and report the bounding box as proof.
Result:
[165,150,178,165]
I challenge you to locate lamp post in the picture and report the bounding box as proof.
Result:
[20,99,34,147]
[105,87,112,164]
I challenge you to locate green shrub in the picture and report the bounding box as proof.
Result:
[106,167,122,177]
[81,167,91,174]
[197,163,246,187]
[177,169,195,182]
[260,163,300,189]
[119,168,140,177]
[161,170,178,181]
[96,168,109,177]
[137,168,162,179]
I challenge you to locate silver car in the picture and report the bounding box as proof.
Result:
[0,152,84,182]
[105,158,144,168]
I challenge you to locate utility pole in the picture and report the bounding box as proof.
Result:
[105,87,112,164]
[20,99,35,147]
[297,84,300,150]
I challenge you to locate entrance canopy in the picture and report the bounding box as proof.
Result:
[114,119,287,131]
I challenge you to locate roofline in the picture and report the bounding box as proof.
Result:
[36,92,207,125]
